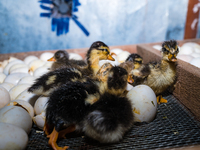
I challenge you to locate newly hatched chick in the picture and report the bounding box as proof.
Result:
[44,78,100,150]
[28,41,115,96]
[82,66,134,143]
[141,40,179,103]
[125,53,150,86]
[48,50,87,71]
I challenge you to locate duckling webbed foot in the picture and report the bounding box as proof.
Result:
[48,127,69,150]
[58,125,76,139]
[157,95,168,104]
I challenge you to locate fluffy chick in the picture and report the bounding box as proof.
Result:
[48,50,86,71]
[82,66,134,143]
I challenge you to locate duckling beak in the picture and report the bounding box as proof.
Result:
[168,54,177,62]
[127,75,134,83]
[107,54,115,61]
[48,57,56,62]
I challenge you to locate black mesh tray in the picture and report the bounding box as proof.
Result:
[27,94,200,150]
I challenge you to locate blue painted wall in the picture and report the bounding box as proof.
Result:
[0,0,198,54]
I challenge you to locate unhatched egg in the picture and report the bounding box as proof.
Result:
[4,73,30,85]
[0,122,28,150]
[127,85,157,123]
[0,82,14,92]
[0,86,11,109]
[33,66,49,77]
[34,96,48,115]
[117,51,131,63]
[18,76,36,85]
[3,60,24,75]
[40,52,54,61]
[28,59,45,72]
[24,55,38,65]
[0,105,32,134]
[0,73,6,83]
[110,48,123,55]
[9,84,31,100]
[69,53,83,60]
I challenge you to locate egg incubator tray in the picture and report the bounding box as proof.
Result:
[26,93,200,150]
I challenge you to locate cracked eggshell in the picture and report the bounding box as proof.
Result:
[110,48,123,55]
[117,51,131,63]
[0,86,11,109]
[0,106,32,134]
[24,55,38,65]
[8,100,34,118]
[0,73,6,83]
[0,82,14,92]
[9,84,31,100]
[4,73,30,85]
[127,85,157,123]
[10,66,30,74]
[28,59,45,72]
[33,66,49,77]
[33,111,46,130]
[69,53,83,60]
[0,122,28,150]
[15,89,39,106]
[18,76,36,85]
[34,97,48,115]
[40,52,54,61]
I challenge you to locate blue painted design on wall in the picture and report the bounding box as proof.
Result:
[39,0,89,36]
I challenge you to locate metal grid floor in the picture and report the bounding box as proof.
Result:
[27,94,200,150]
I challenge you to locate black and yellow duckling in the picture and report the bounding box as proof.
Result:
[44,78,100,150]
[28,41,115,96]
[48,50,87,71]
[137,40,179,104]
[82,66,134,143]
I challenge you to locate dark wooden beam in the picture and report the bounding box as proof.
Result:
[184,0,200,39]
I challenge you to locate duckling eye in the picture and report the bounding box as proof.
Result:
[55,53,60,58]
[162,48,169,53]
[103,49,109,53]
[176,48,179,53]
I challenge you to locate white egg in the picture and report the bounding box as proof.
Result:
[0,106,32,134]
[3,60,24,75]
[7,57,19,63]
[34,96,48,115]
[15,89,39,106]
[33,66,49,77]
[152,45,162,51]
[0,72,6,83]
[69,53,83,60]
[10,66,30,74]
[0,82,15,92]
[127,85,157,123]
[32,111,46,130]
[177,54,194,63]
[117,51,131,63]
[9,63,27,74]
[110,48,123,55]
[0,86,11,109]
[190,53,200,58]
[28,59,46,72]
[43,61,53,68]
[0,63,3,72]
[9,84,31,100]
[0,122,28,150]
[189,58,200,68]
[1,60,9,68]
[18,76,36,85]
[8,100,34,118]
[4,73,30,85]
[179,45,194,55]
[40,52,54,61]
[24,55,38,65]
[126,83,134,91]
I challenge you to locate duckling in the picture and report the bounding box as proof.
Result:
[48,50,87,71]
[136,40,179,104]
[28,41,115,96]
[82,66,134,143]
[44,78,100,150]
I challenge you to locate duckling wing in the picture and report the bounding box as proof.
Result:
[28,68,82,96]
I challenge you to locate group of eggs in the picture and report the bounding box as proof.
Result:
[153,42,200,68]
[0,49,157,149]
